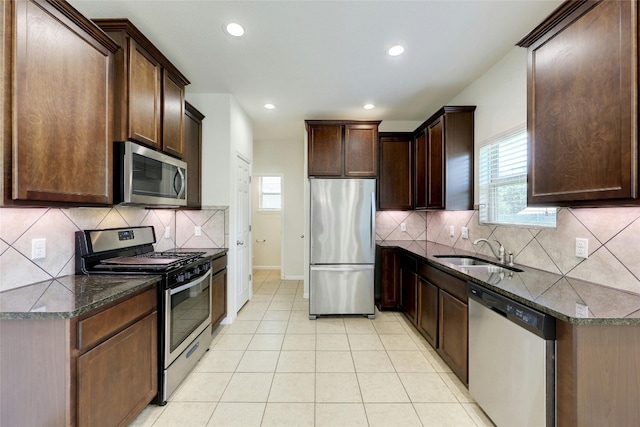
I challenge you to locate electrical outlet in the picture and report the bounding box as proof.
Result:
[575,238,588,258]
[575,303,589,318]
[461,227,469,239]
[164,226,171,239]
[195,226,202,236]
[449,225,455,238]
[31,238,46,260]
[400,222,407,232]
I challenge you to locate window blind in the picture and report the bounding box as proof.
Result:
[479,128,556,228]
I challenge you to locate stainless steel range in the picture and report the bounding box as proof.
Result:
[75,226,213,404]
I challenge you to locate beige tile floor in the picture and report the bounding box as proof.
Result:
[131,270,495,427]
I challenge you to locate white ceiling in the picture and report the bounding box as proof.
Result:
[71,0,562,142]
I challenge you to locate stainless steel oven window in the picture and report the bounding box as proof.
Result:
[165,270,212,366]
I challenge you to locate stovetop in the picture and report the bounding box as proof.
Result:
[76,226,211,275]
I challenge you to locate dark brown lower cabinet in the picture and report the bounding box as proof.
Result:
[417,278,438,347]
[375,247,400,310]
[400,255,418,324]
[556,321,640,426]
[0,284,158,427]
[78,312,157,427]
[211,254,228,330]
[437,289,468,383]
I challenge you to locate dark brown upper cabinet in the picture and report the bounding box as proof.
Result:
[378,133,413,210]
[2,0,119,205]
[94,19,189,159]
[517,0,638,206]
[414,106,475,210]
[306,120,381,177]
[184,102,205,209]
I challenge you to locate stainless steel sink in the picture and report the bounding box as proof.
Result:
[434,255,523,272]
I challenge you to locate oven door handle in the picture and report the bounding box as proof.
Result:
[169,270,212,295]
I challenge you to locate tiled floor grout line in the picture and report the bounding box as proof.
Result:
[136,271,494,426]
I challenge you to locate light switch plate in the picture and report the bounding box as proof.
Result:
[195,226,202,236]
[449,225,455,238]
[164,226,171,239]
[400,222,407,232]
[461,227,469,239]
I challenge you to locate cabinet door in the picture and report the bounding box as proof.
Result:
[378,248,400,310]
[162,71,185,158]
[345,124,378,177]
[379,134,413,210]
[77,311,158,427]
[427,117,445,209]
[308,124,343,176]
[12,0,115,204]
[128,39,162,149]
[211,269,227,329]
[400,265,417,324]
[184,102,204,208]
[418,278,438,347]
[414,130,427,209]
[523,1,636,206]
[438,290,468,384]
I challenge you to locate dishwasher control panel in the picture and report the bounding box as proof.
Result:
[467,282,555,339]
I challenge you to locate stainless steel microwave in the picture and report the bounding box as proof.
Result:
[115,141,187,206]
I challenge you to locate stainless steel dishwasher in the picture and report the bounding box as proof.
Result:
[467,282,556,427]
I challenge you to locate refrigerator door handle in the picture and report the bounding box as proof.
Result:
[310,265,374,272]
[371,191,376,254]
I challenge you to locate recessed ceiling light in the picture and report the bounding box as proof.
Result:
[363,104,375,110]
[225,22,245,37]
[264,103,276,109]
[387,45,405,57]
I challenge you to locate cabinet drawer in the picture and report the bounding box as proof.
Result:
[420,263,467,303]
[211,254,227,275]
[78,287,157,352]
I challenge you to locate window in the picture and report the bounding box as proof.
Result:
[478,126,556,228]
[258,176,282,211]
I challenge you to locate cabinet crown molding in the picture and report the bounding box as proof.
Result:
[93,18,190,86]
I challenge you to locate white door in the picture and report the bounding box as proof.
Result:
[235,155,252,310]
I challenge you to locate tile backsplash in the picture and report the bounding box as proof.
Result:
[0,206,228,292]
[377,207,640,296]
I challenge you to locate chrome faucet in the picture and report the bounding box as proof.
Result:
[473,238,505,264]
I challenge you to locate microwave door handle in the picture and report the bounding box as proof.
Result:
[174,168,186,198]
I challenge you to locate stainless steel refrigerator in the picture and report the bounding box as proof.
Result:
[309,178,376,319]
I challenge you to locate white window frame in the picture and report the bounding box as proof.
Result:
[478,125,557,228]
[258,175,282,212]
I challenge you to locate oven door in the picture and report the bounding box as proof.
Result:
[165,269,212,367]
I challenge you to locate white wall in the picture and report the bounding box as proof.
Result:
[185,92,253,322]
[253,138,305,279]
[448,47,528,204]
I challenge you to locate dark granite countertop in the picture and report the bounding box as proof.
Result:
[0,248,227,320]
[378,240,640,325]
[0,274,160,320]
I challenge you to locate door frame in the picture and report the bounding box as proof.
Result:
[251,173,285,276]
[234,153,252,313]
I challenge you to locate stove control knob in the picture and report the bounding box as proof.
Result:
[193,266,201,275]
[185,271,191,280]
[176,274,185,283]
